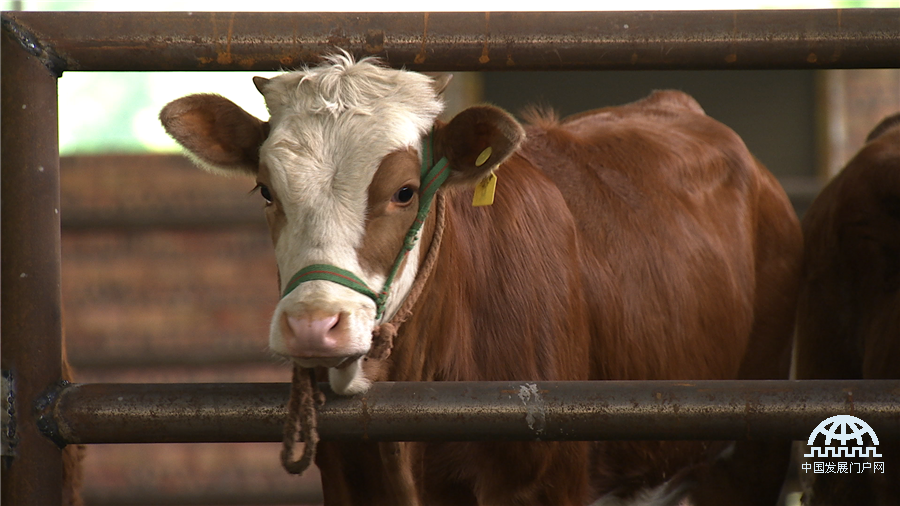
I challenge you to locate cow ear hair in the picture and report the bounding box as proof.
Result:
[159,93,269,177]
[435,105,525,186]
[430,73,453,95]
[253,76,271,95]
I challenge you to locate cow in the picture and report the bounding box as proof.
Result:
[794,113,900,506]
[160,54,803,506]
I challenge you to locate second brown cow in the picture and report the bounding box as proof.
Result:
[795,113,900,506]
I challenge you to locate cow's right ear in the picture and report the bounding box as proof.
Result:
[159,94,269,176]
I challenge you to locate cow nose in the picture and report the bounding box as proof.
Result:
[287,313,339,341]
[283,313,344,357]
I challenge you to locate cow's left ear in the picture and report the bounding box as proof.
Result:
[434,105,525,186]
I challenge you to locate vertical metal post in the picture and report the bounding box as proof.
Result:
[1,29,64,505]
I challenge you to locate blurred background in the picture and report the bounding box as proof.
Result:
[3,1,898,505]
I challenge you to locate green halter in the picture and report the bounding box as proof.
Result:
[280,130,450,320]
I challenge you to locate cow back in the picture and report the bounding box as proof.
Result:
[523,91,798,382]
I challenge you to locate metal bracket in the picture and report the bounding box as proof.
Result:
[2,370,17,458]
[35,380,71,449]
[1,15,67,77]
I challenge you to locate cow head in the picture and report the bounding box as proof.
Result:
[160,55,524,394]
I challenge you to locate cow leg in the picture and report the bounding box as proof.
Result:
[688,440,792,506]
[471,442,591,506]
[415,443,479,506]
[416,441,590,506]
[317,441,421,506]
[381,442,421,504]
[800,470,875,506]
[870,443,899,506]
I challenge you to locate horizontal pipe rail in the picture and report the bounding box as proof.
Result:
[45,380,900,445]
[3,10,899,73]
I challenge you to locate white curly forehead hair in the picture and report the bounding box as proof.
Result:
[258,52,444,148]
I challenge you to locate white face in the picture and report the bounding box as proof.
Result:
[255,56,443,394]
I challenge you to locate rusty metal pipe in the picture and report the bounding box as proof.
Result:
[47,380,900,445]
[1,29,64,506]
[2,10,898,72]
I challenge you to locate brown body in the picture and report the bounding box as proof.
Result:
[318,91,802,505]
[795,114,900,506]
[161,68,802,505]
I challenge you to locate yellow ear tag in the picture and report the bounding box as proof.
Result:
[472,172,498,207]
[475,146,493,167]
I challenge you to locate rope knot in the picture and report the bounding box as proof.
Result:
[369,322,399,361]
[403,230,419,250]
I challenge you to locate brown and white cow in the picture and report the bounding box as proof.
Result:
[794,113,900,506]
[160,55,802,506]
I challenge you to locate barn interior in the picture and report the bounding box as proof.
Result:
[2,3,897,506]
[59,65,899,506]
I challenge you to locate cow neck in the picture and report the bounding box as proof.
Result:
[279,128,450,321]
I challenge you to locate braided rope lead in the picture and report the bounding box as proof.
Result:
[281,365,324,475]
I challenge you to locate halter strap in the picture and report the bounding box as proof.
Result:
[280,128,450,320]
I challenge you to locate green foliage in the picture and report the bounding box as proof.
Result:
[59,73,156,154]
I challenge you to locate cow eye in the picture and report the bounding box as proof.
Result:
[254,183,273,204]
[392,186,416,205]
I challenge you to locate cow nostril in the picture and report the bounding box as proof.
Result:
[328,313,341,331]
[286,313,341,341]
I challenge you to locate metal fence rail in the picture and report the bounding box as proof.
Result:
[2,9,900,506]
[43,380,900,445]
[3,10,900,73]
